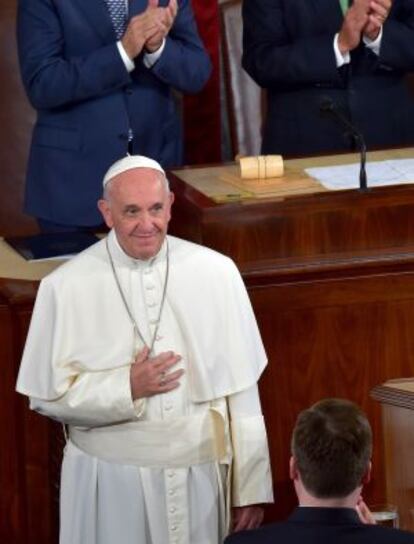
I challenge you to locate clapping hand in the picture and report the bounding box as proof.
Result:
[121,0,178,59]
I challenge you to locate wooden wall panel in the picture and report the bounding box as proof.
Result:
[247,270,414,521]
[1,280,60,544]
[381,404,414,530]
[371,385,414,531]
[0,1,37,236]
[0,295,26,543]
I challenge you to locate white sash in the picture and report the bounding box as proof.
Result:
[69,410,229,468]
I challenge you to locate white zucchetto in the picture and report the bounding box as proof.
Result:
[103,155,165,187]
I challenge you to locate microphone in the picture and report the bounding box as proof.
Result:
[319,97,368,191]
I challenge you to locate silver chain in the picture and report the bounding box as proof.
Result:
[105,236,170,354]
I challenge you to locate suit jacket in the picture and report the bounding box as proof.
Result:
[225,507,414,544]
[242,0,414,157]
[17,0,211,226]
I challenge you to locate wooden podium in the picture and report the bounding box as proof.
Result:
[371,379,414,531]
[3,148,414,541]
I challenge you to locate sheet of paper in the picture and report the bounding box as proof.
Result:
[305,158,414,190]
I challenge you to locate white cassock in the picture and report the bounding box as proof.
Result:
[16,230,273,544]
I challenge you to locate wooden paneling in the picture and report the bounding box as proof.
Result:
[1,280,60,544]
[0,293,26,543]
[247,268,414,520]
[0,1,37,236]
[371,383,414,531]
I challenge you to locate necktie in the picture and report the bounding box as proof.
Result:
[339,0,349,15]
[105,0,127,39]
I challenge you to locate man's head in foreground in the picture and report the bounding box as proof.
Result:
[290,398,372,507]
[98,155,174,260]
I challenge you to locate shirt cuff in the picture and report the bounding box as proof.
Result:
[363,26,382,55]
[117,41,135,72]
[334,33,350,67]
[143,39,166,69]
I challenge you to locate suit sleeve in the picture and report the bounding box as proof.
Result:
[147,0,212,93]
[228,385,274,506]
[379,1,414,70]
[17,0,131,109]
[242,0,343,88]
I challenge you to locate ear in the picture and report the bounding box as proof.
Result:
[361,461,372,486]
[97,199,114,229]
[166,191,175,221]
[289,456,300,481]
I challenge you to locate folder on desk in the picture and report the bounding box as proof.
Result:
[5,232,99,261]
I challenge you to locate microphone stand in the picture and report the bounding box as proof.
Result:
[320,98,368,192]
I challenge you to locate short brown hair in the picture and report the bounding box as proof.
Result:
[291,398,372,498]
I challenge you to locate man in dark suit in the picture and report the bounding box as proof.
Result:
[17,0,211,230]
[225,398,414,543]
[242,0,414,157]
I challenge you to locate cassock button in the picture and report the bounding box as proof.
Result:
[171,525,178,532]
[169,506,176,513]
[149,318,158,325]
[164,404,173,411]
[167,470,175,478]
[168,489,175,496]
[146,284,155,290]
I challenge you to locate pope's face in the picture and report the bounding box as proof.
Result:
[98,168,174,260]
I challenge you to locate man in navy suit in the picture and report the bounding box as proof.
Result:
[225,398,414,543]
[17,0,211,230]
[242,0,414,157]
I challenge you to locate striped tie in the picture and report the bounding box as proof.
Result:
[105,0,127,39]
[339,0,349,15]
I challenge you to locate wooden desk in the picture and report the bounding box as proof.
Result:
[371,379,414,531]
[3,148,414,540]
[169,147,414,263]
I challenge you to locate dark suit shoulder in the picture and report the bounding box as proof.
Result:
[225,522,414,544]
[224,522,286,543]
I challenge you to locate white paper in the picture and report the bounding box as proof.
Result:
[306,158,414,190]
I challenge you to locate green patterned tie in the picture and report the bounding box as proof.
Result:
[339,0,348,15]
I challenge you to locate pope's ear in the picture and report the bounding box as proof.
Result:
[97,199,113,228]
